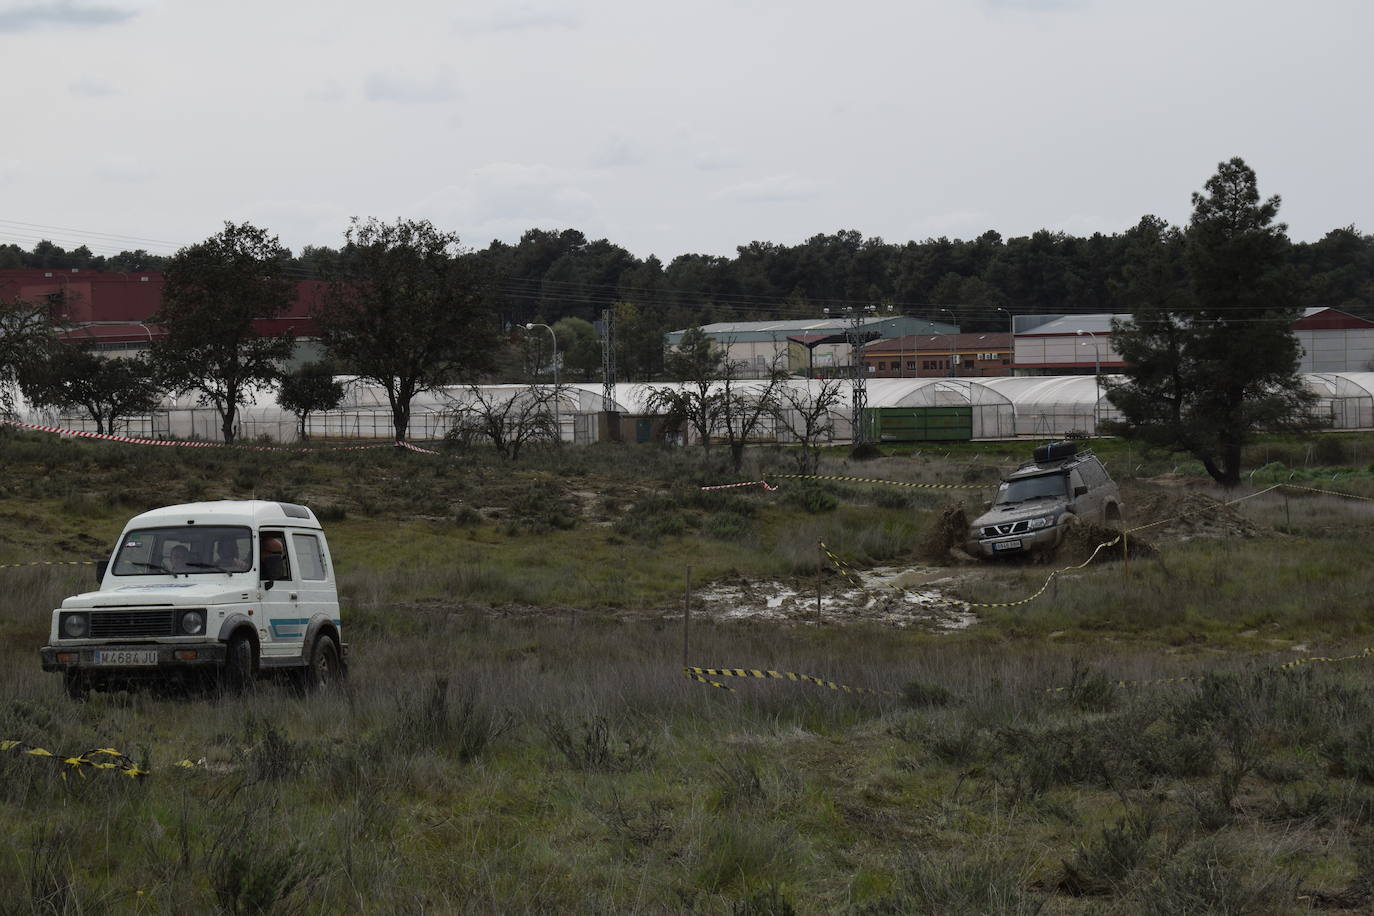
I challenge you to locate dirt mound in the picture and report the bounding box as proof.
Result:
[920,504,973,563]
[1130,490,1263,540]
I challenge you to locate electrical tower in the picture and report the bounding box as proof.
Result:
[827,305,877,445]
[600,307,616,413]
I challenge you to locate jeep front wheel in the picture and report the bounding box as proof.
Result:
[220,632,257,695]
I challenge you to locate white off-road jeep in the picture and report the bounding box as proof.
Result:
[39,500,345,699]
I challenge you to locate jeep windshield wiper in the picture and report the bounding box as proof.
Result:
[184,561,236,572]
[128,561,170,573]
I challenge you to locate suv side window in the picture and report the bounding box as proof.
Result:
[292,533,327,581]
[1079,459,1106,487]
[1070,469,1087,496]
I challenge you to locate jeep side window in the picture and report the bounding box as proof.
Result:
[291,533,326,581]
[1070,469,1087,496]
[1080,460,1106,487]
[259,530,293,581]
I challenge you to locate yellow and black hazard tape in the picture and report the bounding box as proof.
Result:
[771,473,985,490]
[1,739,201,778]
[684,666,900,696]
[1045,647,1374,694]
[0,560,96,571]
[1278,483,1374,503]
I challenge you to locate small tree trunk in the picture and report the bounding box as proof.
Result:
[730,441,746,472]
[220,406,237,443]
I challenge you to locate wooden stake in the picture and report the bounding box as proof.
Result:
[682,566,692,668]
[816,541,823,622]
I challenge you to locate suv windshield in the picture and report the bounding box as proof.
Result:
[112,526,253,576]
[996,473,1068,505]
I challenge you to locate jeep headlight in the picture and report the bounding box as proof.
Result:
[179,610,206,636]
[1027,514,1058,530]
[60,612,89,638]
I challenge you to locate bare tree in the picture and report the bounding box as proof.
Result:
[646,327,726,454]
[448,385,560,460]
[773,378,846,473]
[718,365,785,472]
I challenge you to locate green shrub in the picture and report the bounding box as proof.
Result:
[1059,808,1156,895]
[704,511,755,541]
[785,484,837,514]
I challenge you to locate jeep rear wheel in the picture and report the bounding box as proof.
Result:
[301,635,342,692]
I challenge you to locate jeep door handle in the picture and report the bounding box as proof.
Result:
[289,593,298,600]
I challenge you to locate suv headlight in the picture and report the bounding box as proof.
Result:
[1027,514,1059,530]
[60,612,90,638]
[179,610,206,636]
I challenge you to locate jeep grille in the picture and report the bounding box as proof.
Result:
[982,520,1030,539]
[90,610,179,639]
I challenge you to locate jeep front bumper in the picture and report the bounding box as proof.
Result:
[40,643,228,673]
[968,525,1066,559]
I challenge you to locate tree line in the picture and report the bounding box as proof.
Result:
[0,156,1361,480]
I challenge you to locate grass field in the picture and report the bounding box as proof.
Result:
[4,428,1374,913]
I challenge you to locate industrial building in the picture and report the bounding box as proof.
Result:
[1010,309,1374,375]
[663,316,955,377]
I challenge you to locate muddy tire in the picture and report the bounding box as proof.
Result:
[1104,503,1123,528]
[220,632,257,695]
[299,634,342,692]
[63,670,90,701]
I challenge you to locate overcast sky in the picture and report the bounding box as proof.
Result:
[3,0,1370,262]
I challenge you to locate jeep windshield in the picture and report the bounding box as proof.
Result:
[996,473,1068,505]
[112,526,253,576]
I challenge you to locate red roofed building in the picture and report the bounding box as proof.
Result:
[860,332,1013,378]
[0,268,323,355]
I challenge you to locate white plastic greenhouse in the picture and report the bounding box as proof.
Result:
[22,372,1374,445]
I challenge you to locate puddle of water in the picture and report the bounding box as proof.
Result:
[693,565,976,630]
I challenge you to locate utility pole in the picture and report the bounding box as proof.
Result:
[600,307,616,413]
[826,304,877,445]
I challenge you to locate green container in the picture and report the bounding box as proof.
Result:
[861,407,972,442]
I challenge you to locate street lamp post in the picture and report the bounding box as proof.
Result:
[996,307,1013,372]
[525,323,560,442]
[1076,329,1101,434]
[939,307,957,378]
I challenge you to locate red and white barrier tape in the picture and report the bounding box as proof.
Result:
[0,419,431,455]
[396,441,442,455]
[700,479,778,492]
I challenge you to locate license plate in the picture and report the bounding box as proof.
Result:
[993,540,1022,551]
[94,649,158,666]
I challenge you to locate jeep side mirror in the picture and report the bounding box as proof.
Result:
[1074,485,1088,497]
[95,559,108,584]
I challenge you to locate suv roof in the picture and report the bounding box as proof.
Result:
[1007,450,1099,480]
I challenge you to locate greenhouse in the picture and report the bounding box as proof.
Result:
[1306,372,1374,430]
[25,372,1374,446]
[975,376,1121,438]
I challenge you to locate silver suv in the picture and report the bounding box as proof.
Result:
[968,442,1122,559]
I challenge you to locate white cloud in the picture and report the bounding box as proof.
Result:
[417,162,604,245]
[587,135,646,170]
[714,174,821,204]
[92,160,154,182]
[453,0,580,33]
[0,0,139,31]
[68,74,115,97]
[364,70,460,104]
[305,81,346,103]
